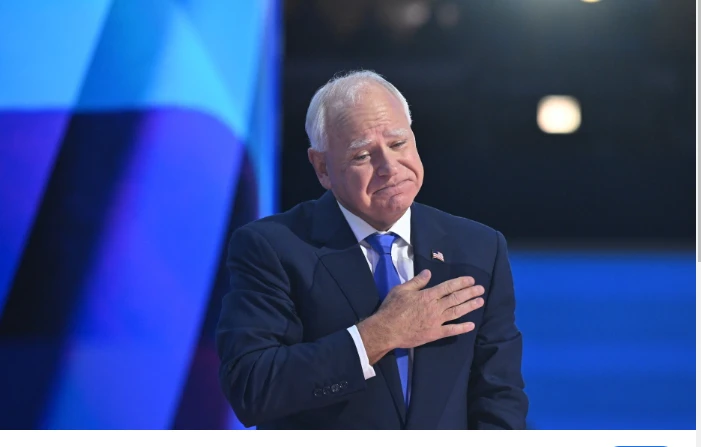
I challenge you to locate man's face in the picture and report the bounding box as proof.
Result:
[308,84,424,230]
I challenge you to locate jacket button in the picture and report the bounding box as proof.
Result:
[323,386,331,395]
[313,388,322,397]
[331,384,340,393]
[339,381,348,389]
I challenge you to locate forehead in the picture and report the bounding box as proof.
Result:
[328,85,409,143]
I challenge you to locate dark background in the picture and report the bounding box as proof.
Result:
[280,0,695,245]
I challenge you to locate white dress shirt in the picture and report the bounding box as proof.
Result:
[338,202,415,396]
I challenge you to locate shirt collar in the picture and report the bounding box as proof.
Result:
[337,201,412,246]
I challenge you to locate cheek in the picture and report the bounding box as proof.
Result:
[401,154,423,180]
[415,160,424,182]
[343,168,373,195]
[412,153,424,179]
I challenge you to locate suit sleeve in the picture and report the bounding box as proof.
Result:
[467,230,529,429]
[216,226,367,427]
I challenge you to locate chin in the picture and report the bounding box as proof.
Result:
[376,196,412,216]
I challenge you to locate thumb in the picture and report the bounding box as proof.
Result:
[403,269,431,290]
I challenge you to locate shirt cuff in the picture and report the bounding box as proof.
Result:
[347,325,376,380]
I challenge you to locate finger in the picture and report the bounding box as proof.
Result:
[427,276,475,300]
[439,321,476,338]
[401,269,432,290]
[443,297,484,321]
[441,285,484,308]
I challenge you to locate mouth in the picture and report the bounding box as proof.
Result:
[374,179,410,195]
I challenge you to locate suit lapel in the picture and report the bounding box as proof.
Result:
[405,204,471,429]
[311,191,407,423]
[374,352,408,423]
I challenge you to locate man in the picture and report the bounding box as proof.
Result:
[216,70,528,429]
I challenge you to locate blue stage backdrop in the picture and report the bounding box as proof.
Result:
[512,248,695,430]
[0,0,280,429]
[0,1,695,431]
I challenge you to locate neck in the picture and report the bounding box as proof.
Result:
[336,199,405,232]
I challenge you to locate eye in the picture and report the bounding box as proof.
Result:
[390,140,406,149]
[354,153,370,161]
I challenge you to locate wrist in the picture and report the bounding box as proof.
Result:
[357,314,395,365]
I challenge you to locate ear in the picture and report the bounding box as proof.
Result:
[308,147,332,190]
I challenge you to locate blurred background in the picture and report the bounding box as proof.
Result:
[0,0,695,430]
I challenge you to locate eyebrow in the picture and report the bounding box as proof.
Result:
[347,128,410,151]
[348,137,373,151]
[385,128,410,138]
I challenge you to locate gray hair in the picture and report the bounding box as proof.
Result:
[305,70,412,152]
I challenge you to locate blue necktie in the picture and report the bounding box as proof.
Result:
[365,232,409,405]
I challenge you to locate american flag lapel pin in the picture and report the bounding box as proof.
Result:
[431,250,444,262]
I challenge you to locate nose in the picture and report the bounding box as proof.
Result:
[375,148,399,177]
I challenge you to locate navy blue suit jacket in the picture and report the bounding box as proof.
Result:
[216,191,528,429]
